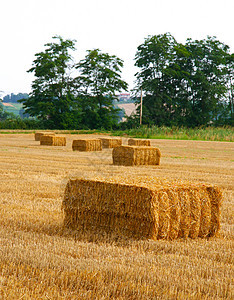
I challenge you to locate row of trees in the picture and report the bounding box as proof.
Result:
[20,36,127,129]
[3,93,28,103]
[133,33,233,127]
[18,34,234,129]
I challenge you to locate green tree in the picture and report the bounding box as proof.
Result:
[133,33,233,127]
[185,36,230,126]
[225,53,234,124]
[134,33,183,126]
[19,36,81,129]
[76,49,128,129]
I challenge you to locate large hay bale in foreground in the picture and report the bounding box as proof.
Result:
[62,176,222,240]
[35,131,55,141]
[128,138,151,146]
[40,135,66,146]
[113,145,161,166]
[100,137,122,148]
[72,139,102,151]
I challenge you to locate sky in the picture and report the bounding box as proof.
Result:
[0,0,234,97]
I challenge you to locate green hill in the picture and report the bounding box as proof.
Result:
[2,102,23,117]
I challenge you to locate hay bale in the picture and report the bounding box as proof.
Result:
[35,131,55,141]
[100,137,122,148]
[128,139,151,146]
[177,189,191,238]
[72,139,102,151]
[206,187,222,237]
[112,145,161,166]
[166,189,181,240]
[157,191,170,239]
[62,176,222,240]
[198,188,212,238]
[40,135,66,146]
[188,189,201,239]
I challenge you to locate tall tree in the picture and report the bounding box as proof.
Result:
[134,33,183,126]
[225,53,234,124]
[185,36,230,126]
[133,33,233,127]
[76,49,128,129]
[20,36,81,129]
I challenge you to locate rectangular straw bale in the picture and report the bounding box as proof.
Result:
[100,137,122,148]
[113,145,161,166]
[62,176,222,240]
[72,139,102,151]
[40,135,66,146]
[128,138,151,146]
[35,131,55,141]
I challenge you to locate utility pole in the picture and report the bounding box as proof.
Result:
[140,87,143,125]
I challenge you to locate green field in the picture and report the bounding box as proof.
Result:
[2,102,23,116]
[112,126,234,142]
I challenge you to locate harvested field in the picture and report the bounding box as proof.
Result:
[0,133,233,299]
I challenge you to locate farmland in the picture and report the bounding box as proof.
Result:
[0,133,233,299]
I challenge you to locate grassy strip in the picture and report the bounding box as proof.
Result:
[0,130,35,134]
[0,126,233,142]
[111,126,234,142]
[0,129,106,135]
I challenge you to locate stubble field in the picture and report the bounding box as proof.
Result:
[0,133,233,299]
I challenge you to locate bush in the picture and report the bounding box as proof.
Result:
[0,118,45,130]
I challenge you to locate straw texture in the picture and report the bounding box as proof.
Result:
[72,139,102,151]
[35,132,55,141]
[100,138,122,148]
[113,145,161,166]
[128,139,151,146]
[40,135,66,146]
[62,176,222,240]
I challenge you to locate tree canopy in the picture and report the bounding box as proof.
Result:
[20,36,80,129]
[18,34,233,129]
[133,33,233,127]
[20,36,128,129]
[76,49,128,129]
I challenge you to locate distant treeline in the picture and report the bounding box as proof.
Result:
[3,93,28,103]
[1,33,234,130]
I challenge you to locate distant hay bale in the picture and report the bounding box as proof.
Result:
[72,139,102,151]
[35,132,55,141]
[128,139,151,146]
[62,176,222,240]
[100,137,122,148]
[112,145,161,166]
[40,135,66,146]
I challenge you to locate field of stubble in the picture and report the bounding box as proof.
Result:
[0,133,233,299]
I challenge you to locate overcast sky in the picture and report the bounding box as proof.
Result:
[1,0,234,96]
